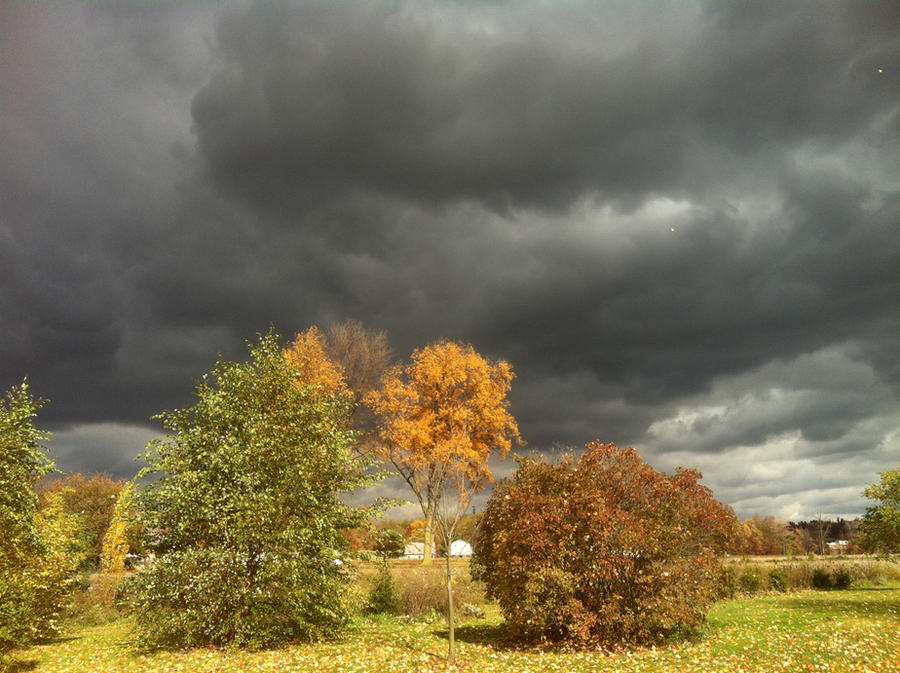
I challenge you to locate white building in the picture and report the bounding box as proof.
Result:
[449,539,473,557]
[402,542,435,559]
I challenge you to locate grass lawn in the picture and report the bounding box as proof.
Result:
[12,584,900,673]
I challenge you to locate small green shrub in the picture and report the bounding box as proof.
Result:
[720,557,900,593]
[365,562,399,614]
[811,567,833,589]
[832,567,852,590]
[768,568,790,592]
[738,571,763,594]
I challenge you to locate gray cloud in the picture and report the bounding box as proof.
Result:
[190,2,898,211]
[1,1,898,519]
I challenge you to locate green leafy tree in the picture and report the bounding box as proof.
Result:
[0,382,52,565]
[24,492,85,632]
[0,381,81,657]
[859,468,900,553]
[373,529,405,559]
[124,330,378,648]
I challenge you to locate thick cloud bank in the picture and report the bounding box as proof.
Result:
[2,1,898,519]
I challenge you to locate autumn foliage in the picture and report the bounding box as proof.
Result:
[284,326,348,397]
[471,442,740,647]
[100,482,136,573]
[39,472,126,569]
[738,515,804,556]
[367,340,521,564]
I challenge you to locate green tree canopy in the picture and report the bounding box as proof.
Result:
[0,381,52,566]
[1,381,81,656]
[125,330,379,648]
[859,468,900,553]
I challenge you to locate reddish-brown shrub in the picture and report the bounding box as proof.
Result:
[471,441,740,648]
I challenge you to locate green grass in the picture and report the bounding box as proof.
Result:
[10,584,900,672]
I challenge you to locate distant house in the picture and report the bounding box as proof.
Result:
[402,542,435,559]
[449,539,473,557]
[827,540,849,554]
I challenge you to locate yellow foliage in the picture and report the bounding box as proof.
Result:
[284,326,348,395]
[100,483,134,573]
[405,519,426,541]
[367,340,522,501]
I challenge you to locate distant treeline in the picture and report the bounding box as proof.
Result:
[737,514,861,556]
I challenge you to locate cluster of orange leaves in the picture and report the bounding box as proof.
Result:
[365,340,521,491]
[283,327,348,396]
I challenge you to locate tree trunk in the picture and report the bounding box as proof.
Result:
[424,510,434,565]
[446,546,455,661]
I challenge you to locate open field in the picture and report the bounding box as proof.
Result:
[11,582,900,673]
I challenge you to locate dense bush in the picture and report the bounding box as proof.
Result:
[0,492,83,655]
[472,442,740,647]
[811,567,833,589]
[122,331,377,648]
[715,564,738,599]
[768,568,790,592]
[808,565,852,590]
[738,570,763,594]
[124,548,354,647]
[373,529,406,559]
[833,566,853,589]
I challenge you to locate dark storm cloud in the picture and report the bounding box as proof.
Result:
[190,1,898,212]
[185,0,899,397]
[1,1,898,516]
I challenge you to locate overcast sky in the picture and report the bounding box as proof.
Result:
[2,1,898,522]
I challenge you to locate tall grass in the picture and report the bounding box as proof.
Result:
[354,560,488,619]
[67,572,129,626]
[719,556,900,597]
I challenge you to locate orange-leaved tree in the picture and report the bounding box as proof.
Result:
[284,326,348,397]
[366,340,521,566]
[367,340,521,661]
